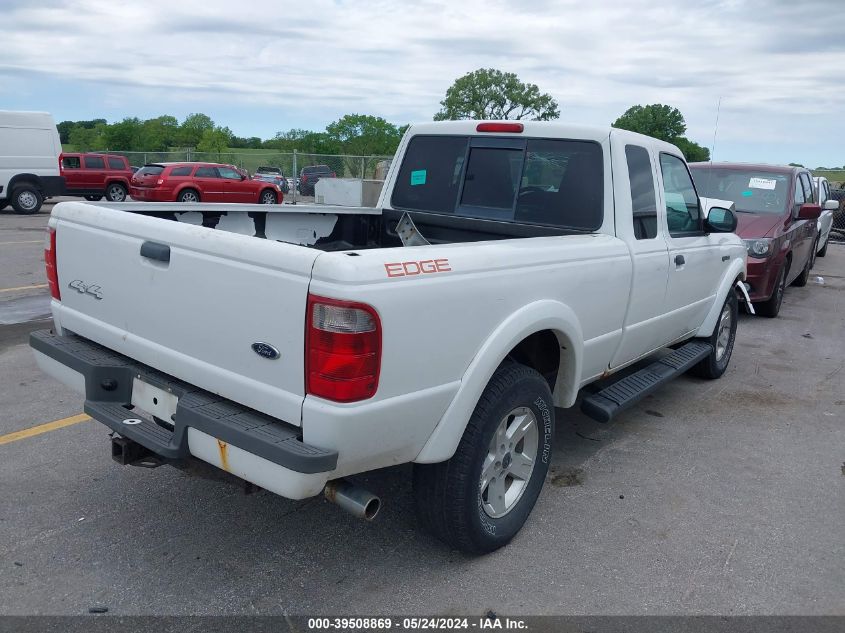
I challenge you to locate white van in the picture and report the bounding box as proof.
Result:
[0,111,65,214]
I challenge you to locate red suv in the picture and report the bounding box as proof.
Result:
[690,162,820,317]
[129,163,282,204]
[60,153,133,202]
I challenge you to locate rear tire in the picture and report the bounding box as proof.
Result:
[178,189,200,203]
[754,262,787,318]
[413,363,554,554]
[106,183,127,202]
[817,237,828,258]
[11,184,42,214]
[690,291,737,379]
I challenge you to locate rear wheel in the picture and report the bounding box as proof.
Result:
[178,189,200,203]
[817,236,828,258]
[413,363,554,554]
[690,291,737,379]
[106,183,127,202]
[754,262,787,318]
[11,185,42,214]
[260,189,277,204]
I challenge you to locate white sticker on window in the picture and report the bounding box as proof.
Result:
[748,177,777,190]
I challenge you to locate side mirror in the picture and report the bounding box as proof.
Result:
[705,206,737,233]
[797,203,821,220]
[823,199,839,211]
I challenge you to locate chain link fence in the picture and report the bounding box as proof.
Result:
[825,170,845,244]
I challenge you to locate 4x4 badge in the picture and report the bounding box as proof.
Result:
[68,279,103,300]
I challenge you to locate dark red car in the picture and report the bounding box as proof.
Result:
[690,162,820,317]
[129,162,282,204]
[60,153,134,202]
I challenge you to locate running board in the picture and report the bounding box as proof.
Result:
[581,342,712,423]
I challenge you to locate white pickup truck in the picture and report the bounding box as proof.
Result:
[31,121,746,554]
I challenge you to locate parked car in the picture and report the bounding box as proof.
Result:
[813,176,838,257]
[298,164,336,195]
[60,152,133,202]
[129,162,282,204]
[690,162,820,317]
[0,110,65,214]
[32,121,745,554]
[253,165,289,194]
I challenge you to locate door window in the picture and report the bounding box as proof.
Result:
[626,145,658,239]
[659,153,701,236]
[218,167,242,179]
[195,167,220,178]
[793,175,806,207]
[107,157,125,170]
[83,156,105,169]
[799,173,814,203]
[170,166,192,176]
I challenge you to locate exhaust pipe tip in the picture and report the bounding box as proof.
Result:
[324,478,381,521]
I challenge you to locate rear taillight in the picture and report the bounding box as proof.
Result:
[306,295,381,402]
[301,175,308,183]
[45,227,60,300]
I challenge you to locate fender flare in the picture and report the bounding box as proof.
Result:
[415,300,583,464]
[695,258,745,337]
[7,173,44,192]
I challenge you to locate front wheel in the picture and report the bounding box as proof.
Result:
[754,263,787,318]
[690,290,738,379]
[413,363,554,554]
[260,189,277,204]
[11,185,43,214]
[791,252,811,287]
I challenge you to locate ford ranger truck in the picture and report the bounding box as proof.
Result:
[31,121,746,554]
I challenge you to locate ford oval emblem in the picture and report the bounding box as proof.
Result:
[251,342,280,360]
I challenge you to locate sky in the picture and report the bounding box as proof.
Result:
[1,0,843,168]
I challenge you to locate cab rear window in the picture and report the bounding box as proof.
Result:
[391,135,603,230]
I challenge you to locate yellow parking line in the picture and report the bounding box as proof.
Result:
[0,240,43,245]
[0,283,48,293]
[0,414,91,446]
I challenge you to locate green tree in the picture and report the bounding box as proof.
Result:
[104,117,143,151]
[178,113,215,148]
[673,138,710,162]
[196,126,233,156]
[140,115,179,151]
[434,68,559,121]
[612,104,686,142]
[68,123,107,152]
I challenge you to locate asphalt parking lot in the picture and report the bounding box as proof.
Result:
[1,201,843,616]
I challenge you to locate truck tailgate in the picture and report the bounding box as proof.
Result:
[50,202,319,425]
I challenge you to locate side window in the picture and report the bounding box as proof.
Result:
[83,156,105,169]
[625,145,658,239]
[659,153,701,236]
[793,175,806,206]
[195,167,219,178]
[107,157,125,170]
[171,166,192,176]
[218,167,242,179]
[62,156,81,169]
[799,173,814,203]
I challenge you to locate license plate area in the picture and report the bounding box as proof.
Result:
[131,377,179,425]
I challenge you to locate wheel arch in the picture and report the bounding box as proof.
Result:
[695,258,746,337]
[414,300,583,464]
[8,173,45,192]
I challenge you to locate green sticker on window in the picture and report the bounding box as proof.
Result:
[410,169,427,186]
[741,190,753,197]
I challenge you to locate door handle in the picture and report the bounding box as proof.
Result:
[674,254,685,266]
[140,241,170,263]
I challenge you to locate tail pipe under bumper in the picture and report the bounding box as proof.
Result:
[324,478,381,521]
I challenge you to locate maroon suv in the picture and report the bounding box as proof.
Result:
[60,153,134,202]
[690,163,820,317]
